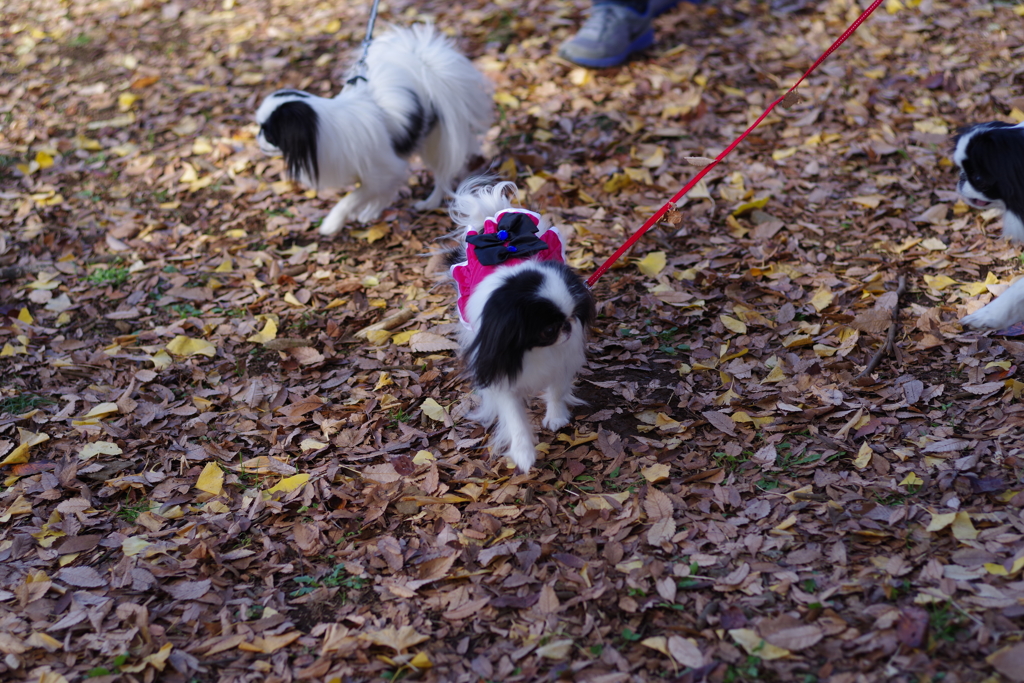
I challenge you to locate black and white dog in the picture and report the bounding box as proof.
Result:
[255,24,492,237]
[955,121,1024,329]
[447,181,595,473]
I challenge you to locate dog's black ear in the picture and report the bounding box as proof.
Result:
[468,302,530,387]
[262,101,320,185]
[986,127,1024,215]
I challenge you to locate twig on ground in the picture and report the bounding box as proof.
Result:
[352,308,416,340]
[0,266,27,281]
[855,275,907,380]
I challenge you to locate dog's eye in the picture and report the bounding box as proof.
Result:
[539,323,560,343]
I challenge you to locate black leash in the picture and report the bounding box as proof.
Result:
[345,0,382,86]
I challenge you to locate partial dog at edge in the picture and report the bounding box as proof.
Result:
[444,180,595,473]
[954,121,1024,330]
[255,24,493,237]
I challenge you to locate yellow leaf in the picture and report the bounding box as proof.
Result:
[525,175,547,193]
[282,291,304,307]
[920,237,947,251]
[809,287,834,312]
[267,473,310,494]
[150,350,173,370]
[899,472,923,487]
[637,251,667,278]
[391,330,416,345]
[498,157,517,180]
[923,274,958,291]
[720,315,747,335]
[1,429,50,467]
[118,93,139,111]
[82,402,119,419]
[494,92,519,108]
[196,462,224,495]
[165,335,217,357]
[926,511,957,532]
[913,118,948,135]
[247,318,278,344]
[79,441,122,461]
[35,150,55,169]
[615,559,645,573]
[732,196,770,216]
[985,562,1009,576]
[365,329,391,346]
[1010,107,1024,124]
[18,307,33,325]
[951,511,978,541]
[641,146,665,168]
[556,430,599,447]
[412,450,435,465]
[885,0,904,13]
[641,636,671,657]
[730,629,790,660]
[0,495,32,522]
[76,135,102,151]
[421,398,448,422]
[849,195,884,209]
[641,463,671,483]
[191,137,213,155]
[771,146,798,161]
[299,439,328,452]
[852,442,873,470]
[325,18,342,33]
[603,173,633,194]
[568,68,591,86]
[122,536,152,556]
[410,651,432,669]
[352,223,391,243]
[214,257,233,273]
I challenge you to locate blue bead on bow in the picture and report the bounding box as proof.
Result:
[466,212,549,266]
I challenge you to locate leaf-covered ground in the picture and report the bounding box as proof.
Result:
[3,0,1024,680]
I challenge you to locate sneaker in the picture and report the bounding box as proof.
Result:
[558,0,688,68]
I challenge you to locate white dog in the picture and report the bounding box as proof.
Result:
[446,181,595,472]
[255,24,493,237]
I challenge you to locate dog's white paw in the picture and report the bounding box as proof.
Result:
[318,220,343,237]
[318,211,347,237]
[506,445,537,474]
[961,307,1011,330]
[542,405,571,432]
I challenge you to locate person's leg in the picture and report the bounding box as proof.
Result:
[557,0,687,68]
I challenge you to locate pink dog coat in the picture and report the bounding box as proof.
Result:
[450,208,567,329]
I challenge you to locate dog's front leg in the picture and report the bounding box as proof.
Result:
[962,277,1024,329]
[486,390,538,473]
[318,195,358,237]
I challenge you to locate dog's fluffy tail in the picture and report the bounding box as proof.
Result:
[449,177,518,231]
[369,24,493,188]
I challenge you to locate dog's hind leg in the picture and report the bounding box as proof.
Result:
[415,127,460,211]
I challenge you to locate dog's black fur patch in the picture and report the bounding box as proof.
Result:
[390,90,437,157]
[261,100,320,185]
[467,262,594,387]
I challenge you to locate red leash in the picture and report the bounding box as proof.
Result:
[586,0,885,288]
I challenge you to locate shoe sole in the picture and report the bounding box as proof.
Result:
[561,28,655,68]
